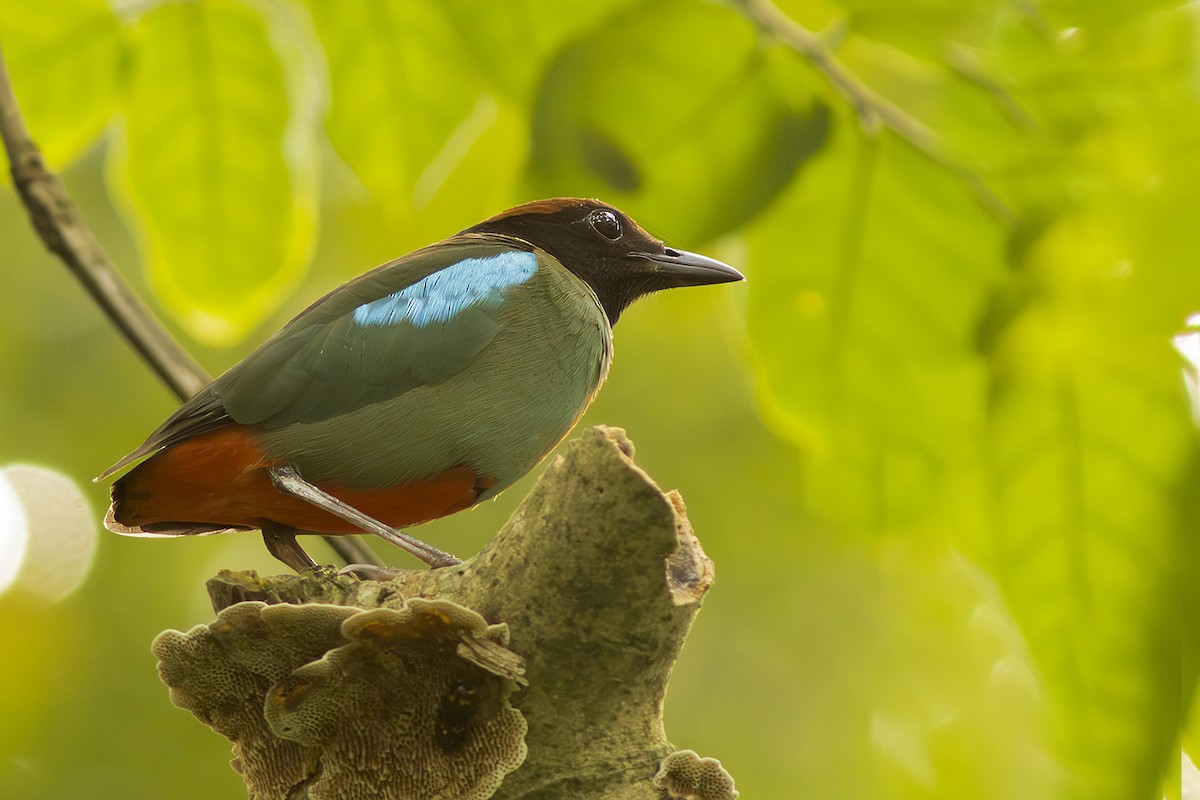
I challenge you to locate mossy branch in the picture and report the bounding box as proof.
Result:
[155,426,738,800]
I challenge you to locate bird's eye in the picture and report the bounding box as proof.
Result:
[589,210,622,240]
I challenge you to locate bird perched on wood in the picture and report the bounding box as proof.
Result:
[101,198,743,572]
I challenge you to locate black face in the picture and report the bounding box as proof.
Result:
[465,198,743,324]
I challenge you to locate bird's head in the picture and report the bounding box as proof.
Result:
[466,198,744,324]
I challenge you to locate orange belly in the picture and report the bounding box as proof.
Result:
[110,425,485,534]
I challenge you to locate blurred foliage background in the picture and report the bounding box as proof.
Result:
[0,0,1196,798]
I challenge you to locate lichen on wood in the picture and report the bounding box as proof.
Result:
[155,426,735,799]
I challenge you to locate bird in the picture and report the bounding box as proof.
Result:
[100,198,743,572]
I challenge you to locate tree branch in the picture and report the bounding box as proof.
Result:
[156,427,738,800]
[0,40,209,400]
[0,40,377,567]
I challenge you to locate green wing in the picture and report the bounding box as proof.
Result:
[101,234,538,477]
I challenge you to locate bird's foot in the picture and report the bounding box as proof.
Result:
[372,527,461,568]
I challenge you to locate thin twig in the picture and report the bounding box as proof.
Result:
[0,40,380,568]
[734,0,1014,223]
[944,42,1040,133]
[0,41,209,399]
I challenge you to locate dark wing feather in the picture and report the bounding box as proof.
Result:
[96,391,230,479]
[99,234,536,478]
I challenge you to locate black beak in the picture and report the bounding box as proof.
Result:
[631,248,745,287]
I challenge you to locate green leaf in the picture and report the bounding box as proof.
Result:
[982,223,1197,794]
[0,0,123,169]
[746,2,1199,796]
[437,0,638,104]
[976,9,1200,790]
[300,0,494,213]
[747,122,1003,536]
[528,0,830,244]
[111,0,316,345]
[832,0,999,60]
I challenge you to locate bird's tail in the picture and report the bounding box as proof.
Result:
[103,425,267,537]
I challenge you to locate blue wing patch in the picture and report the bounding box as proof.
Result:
[212,245,542,428]
[352,251,538,328]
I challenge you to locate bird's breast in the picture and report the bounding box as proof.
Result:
[255,260,613,495]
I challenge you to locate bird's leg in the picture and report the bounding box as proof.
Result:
[267,465,461,569]
[261,521,319,572]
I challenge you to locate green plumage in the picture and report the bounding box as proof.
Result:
[255,240,612,492]
[105,233,612,496]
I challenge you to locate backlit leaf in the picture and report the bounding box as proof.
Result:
[112,0,316,344]
[747,2,1199,797]
[438,0,638,104]
[529,0,830,244]
[747,122,1002,535]
[0,0,123,168]
[301,0,491,213]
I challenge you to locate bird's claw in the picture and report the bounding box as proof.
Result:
[338,562,404,581]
